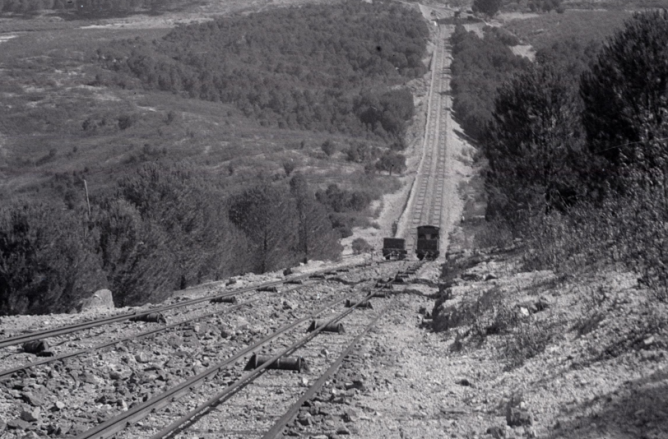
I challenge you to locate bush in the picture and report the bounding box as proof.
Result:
[282,160,296,176]
[580,10,668,192]
[316,184,372,213]
[472,0,501,17]
[503,318,554,370]
[375,152,407,175]
[321,140,337,157]
[117,113,137,130]
[352,237,374,254]
[0,203,104,315]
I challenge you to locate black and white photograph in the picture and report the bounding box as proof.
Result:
[0,0,666,437]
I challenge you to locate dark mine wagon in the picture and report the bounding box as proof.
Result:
[416,225,439,260]
[382,238,407,260]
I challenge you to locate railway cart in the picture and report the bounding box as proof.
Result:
[382,238,407,260]
[416,225,440,260]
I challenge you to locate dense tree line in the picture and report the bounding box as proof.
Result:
[94,0,428,143]
[481,10,668,295]
[0,162,342,315]
[450,24,531,141]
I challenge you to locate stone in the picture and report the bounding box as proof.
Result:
[234,316,249,329]
[297,414,312,426]
[219,326,233,338]
[461,272,482,281]
[79,289,115,312]
[486,426,505,438]
[433,303,473,332]
[283,300,299,311]
[506,407,532,427]
[109,370,124,380]
[135,352,151,363]
[456,378,473,387]
[81,372,101,385]
[52,401,65,411]
[337,426,351,435]
[342,408,357,422]
[8,418,32,430]
[21,392,45,407]
[20,408,40,422]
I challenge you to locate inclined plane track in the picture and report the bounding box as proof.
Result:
[0,260,420,439]
[405,24,451,254]
[0,263,375,375]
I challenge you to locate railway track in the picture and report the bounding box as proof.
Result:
[0,260,420,439]
[0,263,371,352]
[405,24,452,254]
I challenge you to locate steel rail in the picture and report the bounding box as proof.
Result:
[0,262,372,350]
[0,282,313,380]
[72,293,365,439]
[261,299,392,439]
[406,25,447,253]
[149,294,378,439]
[0,299,245,380]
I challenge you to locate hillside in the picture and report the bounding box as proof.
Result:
[0,0,433,315]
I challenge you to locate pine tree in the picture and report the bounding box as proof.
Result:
[485,63,583,222]
[229,184,298,273]
[580,10,668,187]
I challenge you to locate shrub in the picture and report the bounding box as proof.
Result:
[375,152,407,175]
[117,113,137,130]
[472,0,501,17]
[580,10,668,190]
[503,318,553,370]
[0,203,104,315]
[316,184,372,213]
[282,160,296,176]
[321,140,337,157]
[352,237,373,254]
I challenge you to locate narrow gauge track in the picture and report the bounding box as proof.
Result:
[0,261,412,439]
[0,281,312,380]
[406,24,450,253]
[0,275,340,377]
[68,263,419,439]
[0,262,374,352]
[0,266,383,378]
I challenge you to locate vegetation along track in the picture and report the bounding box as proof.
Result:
[405,24,452,253]
[0,260,419,438]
